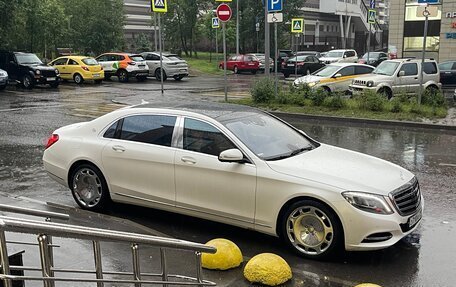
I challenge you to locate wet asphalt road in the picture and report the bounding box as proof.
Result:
[0,75,455,287]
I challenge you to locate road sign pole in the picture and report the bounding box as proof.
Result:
[367,23,371,63]
[274,22,278,99]
[294,35,298,78]
[264,3,270,76]
[154,13,158,51]
[158,13,164,95]
[216,28,219,63]
[419,5,429,105]
[236,0,239,55]
[223,22,228,101]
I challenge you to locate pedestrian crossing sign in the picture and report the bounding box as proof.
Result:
[151,0,167,13]
[368,9,376,24]
[212,17,220,29]
[291,18,304,33]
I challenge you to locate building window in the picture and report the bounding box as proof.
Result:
[405,5,441,21]
[404,36,440,51]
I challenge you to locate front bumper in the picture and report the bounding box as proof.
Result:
[0,76,8,86]
[34,75,60,84]
[336,197,424,251]
[348,85,378,95]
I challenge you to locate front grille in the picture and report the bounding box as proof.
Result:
[390,178,421,216]
[41,70,56,77]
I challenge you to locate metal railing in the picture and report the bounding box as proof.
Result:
[0,206,217,287]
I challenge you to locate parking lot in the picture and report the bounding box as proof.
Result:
[1,75,455,286]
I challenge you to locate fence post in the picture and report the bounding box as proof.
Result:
[38,234,54,287]
[0,230,12,287]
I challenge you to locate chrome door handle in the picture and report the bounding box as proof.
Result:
[112,145,126,152]
[181,156,196,165]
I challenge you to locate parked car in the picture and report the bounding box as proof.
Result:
[296,51,322,58]
[294,63,374,93]
[277,49,294,72]
[43,102,423,260]
[319,49,358,64]
[49,56,104,84]
[246,53,274,72]
[281,55,325,78]
[358,52,388,67]
[0,51,60,89]
[349,59,441,99]
[0,69,8,90]
[95,53,148,82]
[320,51,328,58]
[141,52,188,81]
[219,54,259,74]
[438,61,456,86]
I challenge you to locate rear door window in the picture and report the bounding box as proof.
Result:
[120,115,176,147]
[68,59,79,65]
[338,66,355,76]
[439,62,453,70]
[355,66,374,75]
[96,55,108,62]
[400,63,418,76]
[423,62,438,74]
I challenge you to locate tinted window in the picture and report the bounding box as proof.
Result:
[68,59,78,65]
[146,54,160,61]
[423,62,438,74]
[400,63,418,76]
[52,58,68,66]
[183,119,236,157]
[116,55,125,61]
[338,66,355,76]
[96,55,108,62]
[130,55,144,61]
[104,121,119,138]
[82,58,98,65]
[120,115,176,147]
[439,62,453,70]
[355,66,374,75]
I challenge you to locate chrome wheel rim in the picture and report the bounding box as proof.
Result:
[286,206,334,255]
[73,168,102,208]
[119,71,127,81]
[75,75,82,84]
[24,76,31,87]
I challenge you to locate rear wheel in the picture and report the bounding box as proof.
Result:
[22,75,34,89]
[234,66,239,74]
[280,200,343,260]
[0,84,6,90]
[73,73,84,85]
[155,69,167,81]
[70,164,111,211]
[117,69,129,83]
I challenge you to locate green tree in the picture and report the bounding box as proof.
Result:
[134,33,152,53]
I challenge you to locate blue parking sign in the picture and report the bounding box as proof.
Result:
[267,0,282,12]
[417,0,439,3]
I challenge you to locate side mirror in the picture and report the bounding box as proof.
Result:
[398,70,406,77]
[343,55,347,58]
[9,61,16,65]
[218,149,245,163]
[334,73,342,78]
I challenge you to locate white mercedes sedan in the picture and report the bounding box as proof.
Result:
[43,103,423,259]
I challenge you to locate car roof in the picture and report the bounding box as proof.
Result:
[329,49,354,52]
[57,56,93,60]
[327,63,368,67]
[130,102,266,122]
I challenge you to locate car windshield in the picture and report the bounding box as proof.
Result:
[130,55,144,61]
[313,65,341,77]
[326,51,343,58]
[16,54,42,65]
[82,58,98,66]
[373,61,400,76]
[362,53,380,59]
[222,112,314,161]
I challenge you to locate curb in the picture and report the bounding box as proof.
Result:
[271,111,456,132]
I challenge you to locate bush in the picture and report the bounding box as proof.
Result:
[357,90,386,112]
[410,102,423,115]
[277,91,306,106]
[421,87,446,108]
[309,88,327,106]
[251,77,275,103]
[390,99,403,113]
[323,95,345,109]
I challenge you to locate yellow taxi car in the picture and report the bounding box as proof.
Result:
[293,63,374,93]
[49,56,104,84]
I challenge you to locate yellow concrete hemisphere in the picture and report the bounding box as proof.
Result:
[243,253,292,286]
[354,284,383,287]
[201,238,243,270]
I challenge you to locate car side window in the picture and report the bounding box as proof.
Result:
[96,55,107,62]
[104,121,119,139]
[399,63,418,76]
[183,118,236,157]
[355,66,374,75]
[439,62,453,70]
[119,115,176,147]
[229,56,237,61]
[68,59,78,65]
[117,55,125,61]
[338,66,355,76]
[53,58,68,66]
[423,62,438,74]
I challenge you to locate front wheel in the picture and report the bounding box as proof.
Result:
[70,164,111,211]
[280,200,343,260]
[378,87,392,100]
[284,72,290,78]
[22,75,34,89]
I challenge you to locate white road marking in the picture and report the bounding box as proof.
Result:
[439,163,456,167]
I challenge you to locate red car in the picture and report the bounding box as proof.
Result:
[219,54,259,74]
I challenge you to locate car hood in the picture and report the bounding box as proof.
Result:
[24,64,56,71]
[355,73,393,83]
[266,144,414,196]
[294,75,325,84]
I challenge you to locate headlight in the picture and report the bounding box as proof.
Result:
[342,191,393,215]
[35,70,41,75]
[307,81,319,87]
[367,81,374,87]
[55,69,60,75]
[0,72,6,77]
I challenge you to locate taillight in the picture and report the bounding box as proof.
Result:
[82,66,90,71]
[297,62,304,66]
[45,134,59,149]
[128,61,136,66]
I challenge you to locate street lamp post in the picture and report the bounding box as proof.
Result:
[236,0,239,55]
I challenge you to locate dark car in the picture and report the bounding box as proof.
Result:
[0,69,7,90]
[277,49,294,72]
[296,51,322,58]
[281,55,325,78]
[357,52,388,67]
[0,51,60,89]
[438,61,456,86]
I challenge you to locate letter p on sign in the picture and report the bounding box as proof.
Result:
[267,0,282,12]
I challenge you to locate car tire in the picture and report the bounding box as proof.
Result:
[104,75,111,81]
[70,163,111,211]
[50,82,59,88]
[155,69,167,81]
[174,75,184,81]
[234,66,239,74]
[322,86,331,94]
[378,87,392,100]
[136,76,147,82]
[74,73,84,85]
[425,86,439,97]
[22,74,34,89]
[280,199,343,260]
[117,70,129,83]
[94,79,103,84]
[0,84,6,90]
[251,70,257,75]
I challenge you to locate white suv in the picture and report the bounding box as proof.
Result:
[319,49,358,64]
[141,52,189,81]
[349,59,441,99]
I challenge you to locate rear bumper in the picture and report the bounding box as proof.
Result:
[81,71,105,80]
[166,67,189,77]
[128,70,149,77]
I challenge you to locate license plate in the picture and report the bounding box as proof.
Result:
[288,64,294,66]
[408,210,422,228]
[93,74,100,77]
[180,69,187,72]
[47,77,56,81]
